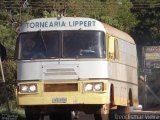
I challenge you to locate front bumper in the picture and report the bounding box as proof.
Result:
[17,80,109,106]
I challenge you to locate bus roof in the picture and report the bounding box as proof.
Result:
[20,17,106,33]
[103,24,135,44]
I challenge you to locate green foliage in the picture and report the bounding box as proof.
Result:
[131,0,160,107]
[0,60,16,104]
[0,25,16,58]
[65,0,138,32]
[0,103,25,119]
[131,0,160,44]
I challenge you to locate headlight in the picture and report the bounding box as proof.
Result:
[84,82,104,92]
[29,84,37,92]
[19,84,37,93]
[94,83,103,91]
[84,84,93,91]
[20,85,28,92]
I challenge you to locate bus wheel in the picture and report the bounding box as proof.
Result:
[118,106,130,120]
[109,106,130,120]
[50,112,72,120]
[25,106,41,120]
[94,104,109,120]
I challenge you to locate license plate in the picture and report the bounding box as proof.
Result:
[52,97,67,103]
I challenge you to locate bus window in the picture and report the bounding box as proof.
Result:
[17,31,105,59]
[114,39,119,60]
[108,36,115,60]
[108,36,119,61]
[18,31,59,59]
[42,31,59,58]
[63,31,105,58]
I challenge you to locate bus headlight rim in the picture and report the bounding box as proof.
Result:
[19,84,37,93]
[84,83,93,91]
[20,85,28,92]
[29,84,37,92]
[94,83,103,91]
[84,82,103,92]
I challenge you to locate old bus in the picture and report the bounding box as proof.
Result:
[15,17,138,120]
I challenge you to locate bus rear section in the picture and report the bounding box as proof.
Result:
[15,17,138,120]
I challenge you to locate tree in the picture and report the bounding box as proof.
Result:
[66,0,138,32]
[131,0,160,45]
[131,0,160,107]
[0,0,20,105]
[7,0,137,33]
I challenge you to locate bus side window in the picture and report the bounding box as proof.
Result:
[108,35,115,60]
[108,35,119,61]
[114,39,119,60]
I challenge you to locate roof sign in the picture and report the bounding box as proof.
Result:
[143,46,160,69]
[26,20,96,29]
[20,17,105,32]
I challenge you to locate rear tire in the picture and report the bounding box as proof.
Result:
[109,106,130,120]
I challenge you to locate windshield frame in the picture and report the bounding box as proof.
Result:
[17,31,60,60]
[16,30,106,60]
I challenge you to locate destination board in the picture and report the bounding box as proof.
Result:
[143,46,160,69]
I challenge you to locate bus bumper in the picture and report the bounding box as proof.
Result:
[17,80,109,106]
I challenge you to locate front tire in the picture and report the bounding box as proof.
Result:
[25,106,41,120]
[94,104,109,120]
[50,112,72,120]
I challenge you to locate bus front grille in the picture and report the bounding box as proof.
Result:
[44,83,78,92]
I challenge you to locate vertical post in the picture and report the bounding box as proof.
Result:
[144,74,147,109]
[20,6,22,24]
[142,46,148,109]
[0,57,5,83]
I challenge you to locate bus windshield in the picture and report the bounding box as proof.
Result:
[18,31,105,59]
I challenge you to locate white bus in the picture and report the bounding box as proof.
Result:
[15,17,138,120]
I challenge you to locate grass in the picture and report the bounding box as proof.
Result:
[0,101,26,120]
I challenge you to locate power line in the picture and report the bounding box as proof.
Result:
[1,1,160,10]
[1,0,160,2]
[1,7,160,11]
[1,1,160,4]
[2,6,159,7]
[1,4,160,7]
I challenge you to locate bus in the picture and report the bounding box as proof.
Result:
[15,17,138,120]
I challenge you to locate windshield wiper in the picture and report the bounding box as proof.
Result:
[39,30,47,52]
